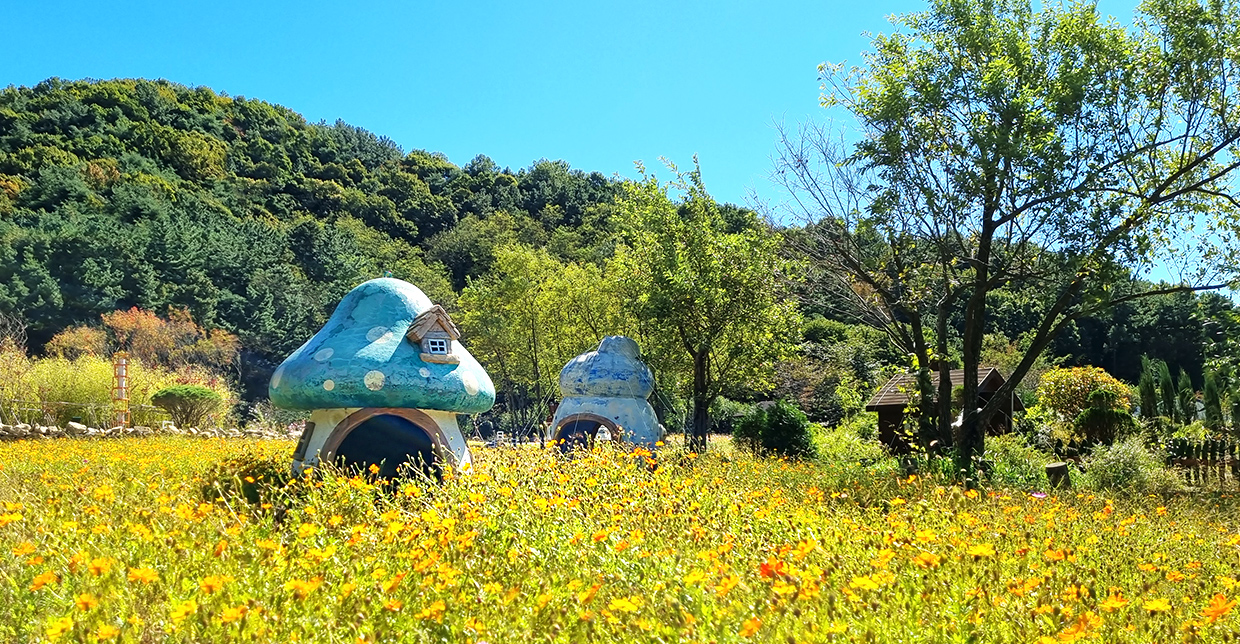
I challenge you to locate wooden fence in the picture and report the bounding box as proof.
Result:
[1164,438,1240,486]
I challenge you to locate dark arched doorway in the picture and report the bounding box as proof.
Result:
[332,414,441,479]
[553,413,620,454]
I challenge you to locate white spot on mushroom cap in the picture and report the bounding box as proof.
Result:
[419,367,430,378]
[366,326,388,342]
[271,365,285,389]
[364,370,386,391]
[322,379,335,391]
[314,347,334,362]
[461,372,479,396]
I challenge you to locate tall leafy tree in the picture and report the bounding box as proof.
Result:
[776,0,1240,472]
[611,161,801,451]
[1138,356,1159,420]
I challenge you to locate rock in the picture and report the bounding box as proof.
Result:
[67,421,88,435]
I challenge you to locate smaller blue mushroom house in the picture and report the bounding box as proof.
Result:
[548,336,662,450]
[270,278,495,477]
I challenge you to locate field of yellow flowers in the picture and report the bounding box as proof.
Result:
[1,436,1239,643]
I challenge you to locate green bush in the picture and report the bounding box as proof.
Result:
[1081,436,1184,495]
[1037,366,1131,421]
[813,419,886,465]
[1072,389,1137,445]
[151,385,223,430]
[733,401,817,458]
[983,433,1052,490]
[201,447,293,507]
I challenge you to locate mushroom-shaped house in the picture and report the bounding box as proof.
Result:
[548,336,662,449]
[271,278,495,477]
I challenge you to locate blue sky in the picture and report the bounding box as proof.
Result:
[5,0,1140,207]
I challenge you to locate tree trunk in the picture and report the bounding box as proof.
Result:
[936,293,956,447]
[690,349,709,452]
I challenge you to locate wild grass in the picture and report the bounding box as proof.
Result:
[1,436,1238,642]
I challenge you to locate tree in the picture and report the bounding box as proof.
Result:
[151,384,222,430]
[1203,369,1223,430]
[1138,357,1159,420]
[775,0,1240,473]
[1178,370,1197,425]
[1158,361,1178,422]
[458,244,631,441]
[611,161,801,451]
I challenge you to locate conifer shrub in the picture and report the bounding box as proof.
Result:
[151,385,222,430]
[733,401,817,458]
[1073,389,1137,445]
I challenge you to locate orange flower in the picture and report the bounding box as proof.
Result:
[740,617,762,638]
[88,557,116,576]
[1043,549,1066,562]
[1099,593,1128,612]
[199,575,233,594]
[382,598,403,612]
[1203,594,1236,623]
[220,606,248,624]
[30,569,57,591]
[11,541,36,557]
[127,567,159,584]
[75,593,99,611]
[94,625,120,640]
[913,551,941,568]
[283,577,323,599]
[1057,611,1102,643]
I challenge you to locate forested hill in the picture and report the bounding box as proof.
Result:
[0,77,625,389]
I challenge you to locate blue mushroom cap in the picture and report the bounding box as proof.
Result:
[268,278,495,413]
[558,336,654,399]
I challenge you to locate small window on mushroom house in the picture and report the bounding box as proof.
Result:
[426,337,449,355]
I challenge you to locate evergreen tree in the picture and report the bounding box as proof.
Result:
[1203,370,1223,431]
[1178,370,1197,425]
[1157,361,1177,422]
[1138,356,1159,420]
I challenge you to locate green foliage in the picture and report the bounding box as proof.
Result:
[983,433,1052,491]
[1138,357,1159,420]
[1081,436,1184,495]
[1203,370,1223,431]
[1177,370,1197,425]
[151,384,222,429]
[0,79,623,398]
[1036,367,1131,422]
[812,415,887,465]
[733,401,817,458]
[1158,361,1177,422]
[1072,390,1137,446]
[611,161,801,448]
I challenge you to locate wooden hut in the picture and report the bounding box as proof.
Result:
[864,367,1024,451]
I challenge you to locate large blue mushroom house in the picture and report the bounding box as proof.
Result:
[270,278,495,478]
[548,336,662,451]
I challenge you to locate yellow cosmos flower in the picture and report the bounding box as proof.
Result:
[220,606,248,624]
[1143,598,1172,613]
[607,596,642,613]
[169,599,197,623]
[45,616,73,639]
[284,577,323,599]
[1099,593,1128,612]
[967,544,996,558]
[913,551,941,568]
[740,617,762,638]
[95,624,120,640]
[199,575,233,594]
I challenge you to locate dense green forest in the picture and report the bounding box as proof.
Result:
[1,77,1237,417]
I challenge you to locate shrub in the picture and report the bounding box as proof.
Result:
[813,418,886,465]
[983,433,1052,490]
[1037,366,1131,421]
[1081,436,1184,495]
[1072,390,1137,445]
[152,385,222,429]
[733,401,817,458]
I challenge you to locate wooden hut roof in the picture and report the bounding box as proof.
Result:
[864,368,1023,411]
